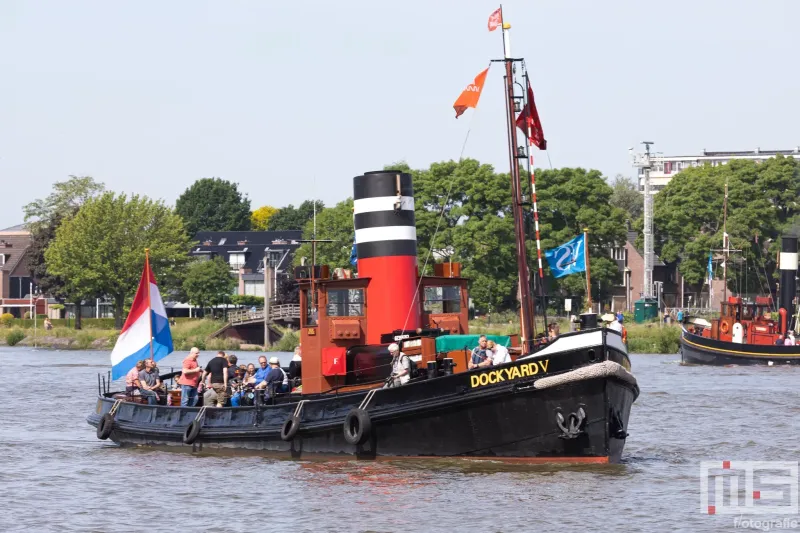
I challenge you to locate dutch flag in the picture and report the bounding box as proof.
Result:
[110,253,173,380]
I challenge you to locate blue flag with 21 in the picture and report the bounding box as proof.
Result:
[544,234,586,278]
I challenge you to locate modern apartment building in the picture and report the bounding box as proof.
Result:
[637,148,800,193]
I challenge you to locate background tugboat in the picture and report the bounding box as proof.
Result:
[681,234,800,365]
[88,8,638,463]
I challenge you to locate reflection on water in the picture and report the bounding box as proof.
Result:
[1,345,799,532]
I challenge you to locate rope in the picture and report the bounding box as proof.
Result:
[533,360,637,390]
[293,399,307,418]
[358,389,378,410]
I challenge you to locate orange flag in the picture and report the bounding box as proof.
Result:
[453,67,489,118]
[488,8,502,31]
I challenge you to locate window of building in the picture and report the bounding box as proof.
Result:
[609,247,626,261]
[218,237,227,245]
[424,286,461,314]
[229,253,246,270]
[327,288,364,317]
[9,276,32,299]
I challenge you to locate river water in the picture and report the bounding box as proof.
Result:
[1,346,798,532]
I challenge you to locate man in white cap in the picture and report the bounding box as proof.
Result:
[385,343,410,388]
[263,356,289,398]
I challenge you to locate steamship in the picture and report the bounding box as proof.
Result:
[680,236,800,366]
[88,13,638,463]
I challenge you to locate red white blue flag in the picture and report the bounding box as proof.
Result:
[110,254,173,380]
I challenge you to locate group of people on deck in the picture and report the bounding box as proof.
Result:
[124,345,302,408]
[177,346,302,407]
[468,326,562,369]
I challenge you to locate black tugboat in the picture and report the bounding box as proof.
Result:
[88,9,638,463]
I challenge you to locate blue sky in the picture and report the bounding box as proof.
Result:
[2,0,798,230]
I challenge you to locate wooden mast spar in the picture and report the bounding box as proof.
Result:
[498,9,536,354]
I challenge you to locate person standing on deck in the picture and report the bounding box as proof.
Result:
[385,343,410,388]
[178,347,203,407]
[202,351,229,407]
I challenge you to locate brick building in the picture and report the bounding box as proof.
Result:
[0,224,45,317]
[608,228,725,312]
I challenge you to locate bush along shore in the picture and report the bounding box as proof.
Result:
[0,318,300,352]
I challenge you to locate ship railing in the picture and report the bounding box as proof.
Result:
[664,307,717,317]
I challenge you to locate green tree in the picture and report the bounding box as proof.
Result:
[535,167,627,305]
[412,159,519,311]
[45,192,192,329]
[294,198,355,269]
[175,178,251,236]
[182,257,237,312]
[251,205,279,231]
[653,157,800,294]
[24,176,105,328]
[609,174,643,221]
[267,200,325,230]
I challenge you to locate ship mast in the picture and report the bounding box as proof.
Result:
[499,15,535,354]
[722,181,728,303]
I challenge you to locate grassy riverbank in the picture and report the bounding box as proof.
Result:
[0,319,299,352]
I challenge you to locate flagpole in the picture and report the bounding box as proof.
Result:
[500,13,535,354]
[523,75,548,335]
[145,248,154,361]
[584,229,592,312]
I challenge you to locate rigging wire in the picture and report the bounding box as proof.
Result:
[399,89,485,333]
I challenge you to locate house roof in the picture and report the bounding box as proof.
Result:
[0,223,29,234]
[0,234,33,273]
[190,230,302,273]
[193,230,302,246]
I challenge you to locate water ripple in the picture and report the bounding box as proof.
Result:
[1,348,798,532]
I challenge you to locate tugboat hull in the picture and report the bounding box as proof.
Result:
[680,328,800,366]
[89,330,637,463]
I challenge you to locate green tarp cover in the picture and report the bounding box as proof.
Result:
[435,334,511,353]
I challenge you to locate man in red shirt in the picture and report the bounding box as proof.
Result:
[177,347,203,407]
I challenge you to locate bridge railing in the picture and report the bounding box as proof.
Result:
[227,304,300,324]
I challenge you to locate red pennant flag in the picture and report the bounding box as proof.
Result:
[488,7,502,32]
[516,83,547,150]
[453,67,489,118]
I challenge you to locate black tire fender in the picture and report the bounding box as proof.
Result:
[97,413,114,440]
[183,419,202,445]
[280,415,301,442]
[343,408,372,446]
